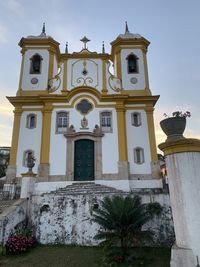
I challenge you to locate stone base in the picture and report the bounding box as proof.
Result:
[118,161,129,179]
[170,245,196,267]
[6,165,17,182]
[21,176,37,198]
[38,164,50,180]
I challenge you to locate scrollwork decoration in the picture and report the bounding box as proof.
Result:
[48,64,62,93]
[107,61,122,92]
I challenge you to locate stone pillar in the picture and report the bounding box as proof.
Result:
[20,172,37,199]
[116,102,129,179]
[159,138,200,267]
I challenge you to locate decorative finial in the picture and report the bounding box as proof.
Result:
[102,41,105,53]
[80,36,90,49]
[125,21,130,34]
[65,42,68,53]
[40,22,46,37]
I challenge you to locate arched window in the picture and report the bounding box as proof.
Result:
[127,54,138,73]
[23,150,34,167]
[30,54,43,74]
[26,114,37,129]
[131,112,141,127]
[100,111,112,133]
[56,112,69,133]
[134,147,144,164]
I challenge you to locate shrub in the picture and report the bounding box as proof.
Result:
[5,228,36,254]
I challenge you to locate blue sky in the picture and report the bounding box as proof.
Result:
[0,0,200,148]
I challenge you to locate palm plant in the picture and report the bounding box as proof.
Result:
[93,195,162,256]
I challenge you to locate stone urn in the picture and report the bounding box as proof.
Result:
[160,117,186,141]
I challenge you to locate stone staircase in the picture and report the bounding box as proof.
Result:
[50,182,126,195]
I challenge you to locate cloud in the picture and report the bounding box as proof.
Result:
[0,106,13,116]
[2,0,22,15]
[0,24,9,43]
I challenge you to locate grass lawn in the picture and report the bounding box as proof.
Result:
[0,246,170,267]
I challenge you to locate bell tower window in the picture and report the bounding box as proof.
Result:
[30,54,43,74]
[127,54,138,73]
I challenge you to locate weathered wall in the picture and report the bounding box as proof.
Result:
[0,199,27,244]
[30,189,174,246]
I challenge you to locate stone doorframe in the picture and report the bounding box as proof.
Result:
[64,125,104,181]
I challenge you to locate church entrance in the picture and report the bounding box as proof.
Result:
[74,139,94,181]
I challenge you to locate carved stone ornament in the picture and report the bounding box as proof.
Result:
[81,116,88,129]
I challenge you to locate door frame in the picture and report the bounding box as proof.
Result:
[64,127,104,181]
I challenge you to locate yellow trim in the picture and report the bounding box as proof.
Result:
[116,51,122,80]
[122,89,151,96]
[7,90,159,107]
[116,102,128,161]
[125,106,146,110]
[102,59,108,94]
[17,53,25,95]
[142,50,150,91]
[17,90,49,96]
[22,108,42,111]
[61,60,67,93]
[48,52,54,81]
[40,104,53,164]
[19,37,60,56]
[9,108,22,165]
[158,138,200,156]
[146,107,157,161]
[60,53,110,60]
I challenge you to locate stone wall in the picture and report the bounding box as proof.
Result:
[29,185,174,246]
[0,199,27,244]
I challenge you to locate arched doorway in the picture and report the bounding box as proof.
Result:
[74,139,94,181]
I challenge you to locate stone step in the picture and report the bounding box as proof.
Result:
[49,182,124,195]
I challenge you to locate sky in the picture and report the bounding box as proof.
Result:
[0,0,200,151]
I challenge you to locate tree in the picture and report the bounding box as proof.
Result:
[93,195,162,256]
[0,152,10,178]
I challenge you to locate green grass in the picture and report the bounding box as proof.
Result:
[0,246,170,267]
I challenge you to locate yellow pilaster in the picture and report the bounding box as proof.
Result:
[116,51,122,80]
[146,106,158,161]
[142,48,150,91]
[9,107,22,165]
[61,60,67,94]
[40,104,53,164]
[48,51,54,81]
[17,53,25,96]
[116,102,128,161]
[102,60,108,94]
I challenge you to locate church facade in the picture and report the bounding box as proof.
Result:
[7,24,161,190]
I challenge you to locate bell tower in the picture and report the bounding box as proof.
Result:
[111,22,151,95]
[17,23,60,96]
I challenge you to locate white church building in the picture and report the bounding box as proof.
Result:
[6,23,161,191]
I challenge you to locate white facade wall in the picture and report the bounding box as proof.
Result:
[67,59,103,91]
[121,49,145,90]
[16,110,42,176]
[21,49,49,90]
[49,100,118,175]
[126,109,151,174]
